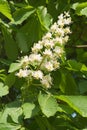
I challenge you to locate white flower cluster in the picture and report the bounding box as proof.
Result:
[16,12,72,89]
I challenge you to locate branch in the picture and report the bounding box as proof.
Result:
[65,45,87,48]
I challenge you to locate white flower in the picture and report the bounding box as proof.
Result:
[20,56,29,67]
[53,60,60,69]
[29,54,42,63]
[43,32,52,40]
[63,36,69,43]
[32,43,43,52]
[57,12,71,27]
[58,13,64,20]
[53,37,63,45]
[16,69,29,78]
[44,61,54,71]
[55,28,64,37]
[43,39,54,48]
[64,27,71,34]
[32,70,43,79]
[40,74,52,88]
[54,46,64,57]
[50,22,58,33]
[64,17,72,25]
[57,19,64,27]
[43,49,52,57]
[41,79,50,88]
[46,74,52,84]
[64,11,70,17]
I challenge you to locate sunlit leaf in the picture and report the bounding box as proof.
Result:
[8,63,21,73]
[22,102,37,119]
[38,93,58,117]
[0,123,21,130]
[0,82,9,97]
[0,0,13,21]
[56,95,87,117]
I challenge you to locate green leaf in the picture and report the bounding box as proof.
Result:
[0,58,11,66]
[2,26,18,61]
[28,0,46,7]
[8,63,21,73]
[56,95,87,117]
[22,102,38,119]
[5,73,16,87]
[17,16,46,50]
[0,0,13,21]
[52,70,61,88]
[37,6,52,30]
[16,32,29,53]
[59,71,78,95]
[0,123,21,130]
[66,60,87,72]
[66,60,82,71]
[79,80,87,94]
[47,0,69,21]
[16,6,51,53]
[76,2,87,9]
[71,2,79,10]
[81,7,87,17]
[72,2,87,15]
[0,101,23,124]
[13,6,35,25]
[38,93,58,117]
[35,116,46,130]
[0,82,9,97]
[57,104,74,114]
[0,70,6,82]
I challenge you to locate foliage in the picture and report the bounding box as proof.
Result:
[0,0,87,130]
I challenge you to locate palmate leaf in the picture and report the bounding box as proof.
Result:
[16,15,46,52]
[15,6,51,53]
[56,95,87,117]
[0,0,13,21]
[38,93,58,117]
